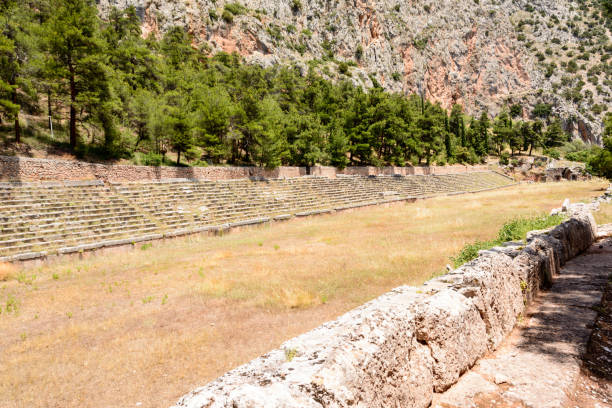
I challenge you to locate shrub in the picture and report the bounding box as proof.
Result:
[355,44,363,60]
[499,152,510,165]
[543,148,560,159]
[337,62,349,75]
[224,2,246,15]
[414,37,427,50]
[451,214,565,267]
[0,262,16,281]
[291,0,302,12]
[138,152,163,166]
[496,214,565,242]
[222,10,234,23]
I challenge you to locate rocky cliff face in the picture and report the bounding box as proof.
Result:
[98,0,611,143]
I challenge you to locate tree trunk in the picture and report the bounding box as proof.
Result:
[177,150,181,165]
[529,144,533,156]
[69,65,77,149]
[12,89,20,143]
[47,89,52,130]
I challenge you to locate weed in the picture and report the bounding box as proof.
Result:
[451,240,495,268]
[274,244,280,251]
[4,294,19,314]
[161,294,168,305]
[520,279,528,292]
[66,312,73,319]
[142,296,153,304]
[284,348,298,362]
[52,273,59,281]
[20,333,26,341]
[16,272,37,285]
[451,213,566,268]
[140,243,152,251]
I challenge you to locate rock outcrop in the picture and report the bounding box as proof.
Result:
[98,0,611,143]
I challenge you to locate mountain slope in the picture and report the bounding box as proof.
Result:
[98,0,611,143]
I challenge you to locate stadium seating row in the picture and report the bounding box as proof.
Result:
[0,172,515,261]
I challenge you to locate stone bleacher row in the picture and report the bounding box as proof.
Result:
[0,171,515,262]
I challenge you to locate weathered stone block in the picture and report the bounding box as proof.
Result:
[453,253,524,350]
[414,289,487,392]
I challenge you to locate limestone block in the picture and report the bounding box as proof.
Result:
[414,289,487,392]
[453,253,524,350]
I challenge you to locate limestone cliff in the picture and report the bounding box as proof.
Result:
[97,0,612,143]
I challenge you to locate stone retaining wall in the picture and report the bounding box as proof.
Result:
[0,155,491,182]
[172,207,598,408]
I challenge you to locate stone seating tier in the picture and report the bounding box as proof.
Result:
[0,172,515,261]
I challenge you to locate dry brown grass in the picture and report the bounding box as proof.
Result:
[595,201,612,225]
[0,262,16,281]
[0,180,607,408]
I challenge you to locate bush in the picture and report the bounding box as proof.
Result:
[291,0,302,12]
[499,152,510,165]
[355,44,363,60]
[543,148,560,159]
[224,2,246,15]
[337,62,349,75]
[451,214,565,267]
[496,214,565,242]
[222,10,234,23]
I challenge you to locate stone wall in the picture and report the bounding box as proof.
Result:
[171,207,598,408]
[545,166,591,182]
[0,155,492,183]
[341,164,489,177]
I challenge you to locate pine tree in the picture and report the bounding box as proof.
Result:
[327,125,349,169]
[0,35,20,139]
[449,104,465,147]
[43,0,106,149]
[476,112,490,156]
[166,107,192,166]
[0,1,37,142]
[249,97,288,169]
[544,119,567,148]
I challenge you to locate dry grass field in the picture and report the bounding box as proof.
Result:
[0,180,608,408]
[595,200,612,225]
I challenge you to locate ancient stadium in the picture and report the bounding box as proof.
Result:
[0,155,611,407]
[3,0,612,406]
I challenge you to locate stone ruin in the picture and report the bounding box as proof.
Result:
[0,171,515,263]
[544,166,591,182]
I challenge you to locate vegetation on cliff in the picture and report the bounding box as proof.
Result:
[0,0,600,168]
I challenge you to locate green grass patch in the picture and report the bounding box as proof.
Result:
[451,213,566,268]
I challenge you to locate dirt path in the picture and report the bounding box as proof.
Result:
[434,233,612,408]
